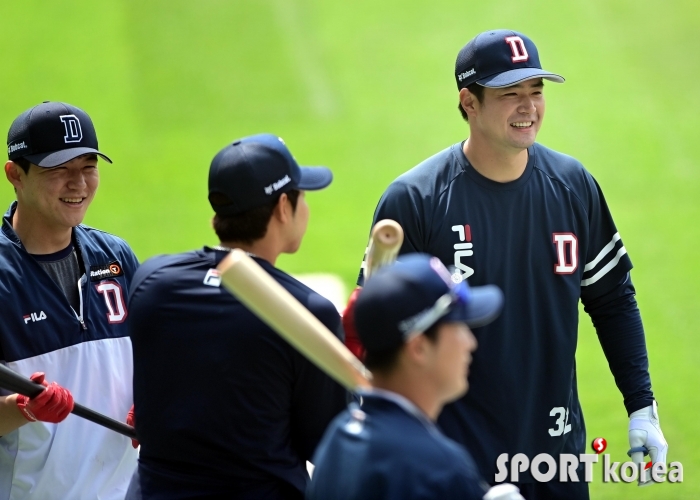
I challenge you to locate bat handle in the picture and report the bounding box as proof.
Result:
[72,403,137,440]
[0,365,137,440]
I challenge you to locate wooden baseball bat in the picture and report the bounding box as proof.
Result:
[364,219,404,279]
[0,364,136,439]
[216,250,372,392]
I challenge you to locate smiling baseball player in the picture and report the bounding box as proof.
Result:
[1,101,139,499]
[350,29,667,498]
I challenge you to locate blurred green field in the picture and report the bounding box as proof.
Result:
[1,1,698,497]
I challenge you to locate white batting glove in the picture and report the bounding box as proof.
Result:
[628,400,668,486]
[483,484,524,500]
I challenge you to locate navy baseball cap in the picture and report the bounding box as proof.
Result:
[355,253,504,354]
[455,29,564,89]
[7,101,111,167]
[208,133,333,215]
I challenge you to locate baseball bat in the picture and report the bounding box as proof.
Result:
[364,219,404,279]
[0,364,136,440]
[216,250,372,392]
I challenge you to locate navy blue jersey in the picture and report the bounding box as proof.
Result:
[307,391,488,500]
[358,142,653,482]
[128,247,347,499]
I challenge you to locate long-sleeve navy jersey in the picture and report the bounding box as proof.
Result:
[358,142,654,483]
[127,247,347,499]
[0,202,139,500]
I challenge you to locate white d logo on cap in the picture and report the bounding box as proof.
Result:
[60,114,83,143]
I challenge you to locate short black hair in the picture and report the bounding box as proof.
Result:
[212,189,300,244]
[363,322,441,373]
[12,157,31,174]
[458,83,485,122]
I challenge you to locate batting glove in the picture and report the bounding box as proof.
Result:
[126,404,139,449]
[483,484,524,500]
[342,287,365,360]
[15,372,74,423]
[628,400,668,486]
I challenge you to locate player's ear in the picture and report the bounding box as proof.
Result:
[273,192,291,224]
[5,161,24,190]
[459,88,477,118]
[404,333,432,366]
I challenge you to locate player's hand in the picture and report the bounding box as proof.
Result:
[628,400,668,486]
[15,372,74,423]
[342,287,365,360]
[483,484,525,500]
[126,404,139,449]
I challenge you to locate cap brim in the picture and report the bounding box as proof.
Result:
[25,147,112,168]
[445,284,504,328]
[478,68,565,89]
[297,166,333,191]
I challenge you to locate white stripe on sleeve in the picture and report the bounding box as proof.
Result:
[584,233,621,272]
[581,246,628,287]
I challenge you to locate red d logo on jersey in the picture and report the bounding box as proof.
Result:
[505,36,529,63]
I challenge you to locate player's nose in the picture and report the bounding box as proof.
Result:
[66,169,88,190]
[517,97,536,114]
[463,326,478,353]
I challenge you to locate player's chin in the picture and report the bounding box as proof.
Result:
[57,205,90,226]
[509,134,538,150]
[449,380,469,402]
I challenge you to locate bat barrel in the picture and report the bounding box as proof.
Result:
[217,250,372,392]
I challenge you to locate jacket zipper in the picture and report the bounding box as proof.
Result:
[73,274,87,331]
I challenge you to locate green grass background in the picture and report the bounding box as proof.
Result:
[1,1,698,497]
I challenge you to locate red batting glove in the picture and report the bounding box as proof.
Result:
[342,287,365,360]
[15,372,74,423]
[126,404,139,449]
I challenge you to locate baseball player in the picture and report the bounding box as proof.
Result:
[0,102,139,499]
[347,30,667,499]
[308,254,524,500]
[125,134,347,499]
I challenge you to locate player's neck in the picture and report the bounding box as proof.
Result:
[11,208,72,255]
[218,239,280,266]
[463,137,529,182]
[372,374,442,421]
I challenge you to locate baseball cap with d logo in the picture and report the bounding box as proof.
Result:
[7,101,112,167]
[455,29,565,89]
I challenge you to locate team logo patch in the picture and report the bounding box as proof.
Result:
[505,36,529,63]
[60,114,83,143]
[553,233,578,274]
[90,261,124,281]
[95,281,127,323]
